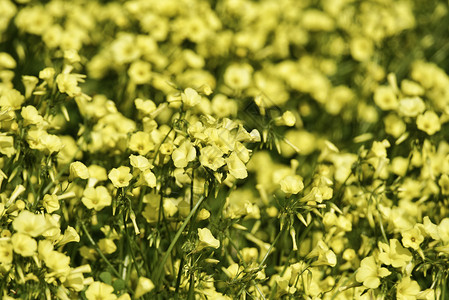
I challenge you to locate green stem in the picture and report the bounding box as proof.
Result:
[154,195,206,286]
[81,223,120,278]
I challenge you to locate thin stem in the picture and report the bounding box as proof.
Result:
[154,195,206,286]
[81,223,120,278]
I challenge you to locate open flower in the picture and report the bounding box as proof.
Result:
[172,140,196,168]
[396,277,421,300]
[108,166,133,188]
[199,145,225,171]
[82,186,112,211]
[378,239,412,268]
[356,256,391,289]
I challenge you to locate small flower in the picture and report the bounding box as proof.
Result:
[402,226,424,250]
[355,256,391,289]
[128,131,154,155]
[11,233,37,257]
[135,277,155,298]
[181,87,201,108]
[378,239,412,268]
[224,64,253,90]
[128,60,152,84]
[13,210,47,237]
[416,111,441,135]
[396,277,421,300]
[199,145,225,171]
[172,140,196,168]
[0,135,16,157]
[130,154,153,171]
[196,228,220,251]
[108,166,133,188]
[69,161,90,181]
[374,85,398,111]
[43,194,60,213]
[0,241,13,264]
[85,282,117,300]
[82,186,112,211]
[280,175,304,195]
[225,152,248,179]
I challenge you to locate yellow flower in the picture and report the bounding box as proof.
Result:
[85,282,117,300]
[13,210,47,237]
[197,228,220,251]
[416,111,441,135]
[181,87,201,108]
[45,251,71,277]
[355,256,391,289]
[0,89,25,110]
[98,238,117,254]
[128,60,152,84]
[108,166,133,188]
[56,73,82,97]
[396,277,421,300]
[0,241,13,264]
[200,145,225,171]
[82,186,112,211]
[128,131,154,155]
[21,105,44,126]
[11,233,37,257]
[306,240,337,267]
[69,161,90,181]
[135,277,155,298]
[398,97,425,117]
[373,85,398,111]
[224,63,252,90]
[225,152,248,179]
[280,175,304,195]
[378,239,412,268]
[130,154,152,171]
[141,169,157,188]
[0,135,16,157]
[43,194,60,213]
[172,140,196,168]
[402,226,424,250]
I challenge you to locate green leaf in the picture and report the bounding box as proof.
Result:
[113,279,126,291]
[99,272,112,285]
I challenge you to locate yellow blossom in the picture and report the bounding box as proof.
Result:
[378,239,412,268]
[13,210,47,237]
[355,256,391,289]
[200,145,225,171]
[402,226,424,250]
[43,194,60,213]
[128,131,154,155]
[197,228,220,251]
[280,175,304,195]
[416,111,441,135]
[69,161,90,181]
[172,140,196,168]
[374,85,398,110]
[85,282,117,300]
[108,166,133,188]
[82,186,112,211]
[11,233,37,257]
[135,277,155,298]
[225,152,248,179]
[396,277,421,300]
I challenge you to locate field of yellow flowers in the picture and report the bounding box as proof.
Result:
[1,0,449,299]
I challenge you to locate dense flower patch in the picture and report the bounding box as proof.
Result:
[1,0,449,299]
